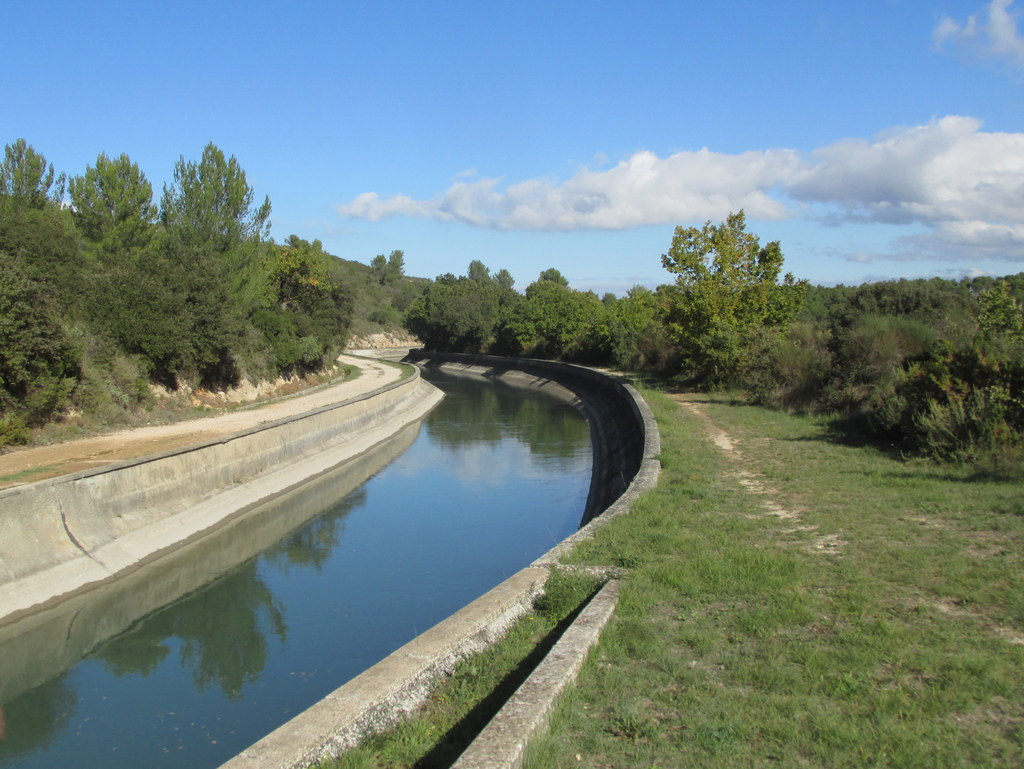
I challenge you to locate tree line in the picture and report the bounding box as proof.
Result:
[0,139,356,445]
[404,212,1024,471]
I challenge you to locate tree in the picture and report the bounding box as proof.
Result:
[503,279,607,361]
[370,249,405,285]
[467,259,491,283]
[370,254,388,283]
[386,249,405,283]
[977,280,1024,347]
[0,252,79,430]
[538,267,569,286]
[68,152,157,255]
[0,139,65,207]
[158,144,273,386]
[660,210,805,382]
[160,142,270,254]
[494,268,515,291]
[404,274,506,352]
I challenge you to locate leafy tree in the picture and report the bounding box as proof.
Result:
[977,280,1024,347]
[386,249,405,283]
[494,268,515,291]
[370,253,388,283]
[503,279,607,361]
[68,152,157,255]
[0,139,65,207]
[538,267,569,286]
[404,274,506,352]
[157,144,273,386]
[160,142,270,253]
[370,250,405,285]
[660,210,805,383]
[467,259,491,283]
[0,252,79,432]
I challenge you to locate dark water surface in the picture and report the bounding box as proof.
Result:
[0,368,592,769]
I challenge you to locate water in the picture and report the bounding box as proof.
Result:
[0,368,592,769]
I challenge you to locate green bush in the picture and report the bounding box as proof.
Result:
[901,346,1024,463]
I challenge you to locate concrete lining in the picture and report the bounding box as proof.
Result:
[0,367,444,625]
[450,580,621,769]
[221,353,661,769]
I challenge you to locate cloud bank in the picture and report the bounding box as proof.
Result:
[338,116,1024,261]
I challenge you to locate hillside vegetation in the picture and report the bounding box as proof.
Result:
[401,214,1024,474]
[0,139,423,447]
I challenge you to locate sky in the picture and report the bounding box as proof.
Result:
[5,0,1023,294]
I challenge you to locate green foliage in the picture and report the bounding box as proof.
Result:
[503,278,609,362]
[0,194,84,303]
[68,152,157,255]
[0,252,80,432]
[371,249,405,285]
[404,273,509,352]
[160,142,270,252]
[250,236,353,375]
[537,266,569,286]
[900,345,1024,463]
[0,139,65,207]
[977,280,1024,349]
[660,210,806,384]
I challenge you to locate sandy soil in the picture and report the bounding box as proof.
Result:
[0,355,404,489]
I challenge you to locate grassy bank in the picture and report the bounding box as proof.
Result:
[528,389,1023,768]
[323,386,1023,768]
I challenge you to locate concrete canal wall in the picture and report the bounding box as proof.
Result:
[0,368,444,625]
[223,352,661,769]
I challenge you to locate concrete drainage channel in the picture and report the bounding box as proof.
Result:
[223,352,661,769]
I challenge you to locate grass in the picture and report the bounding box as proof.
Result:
[0,464,62,484]
[526,389,1024,768]
[321,385,1023,768]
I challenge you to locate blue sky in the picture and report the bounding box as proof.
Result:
[6,1,1023,293]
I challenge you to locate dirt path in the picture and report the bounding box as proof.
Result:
[0,355,404,489]
[669,392,844,556]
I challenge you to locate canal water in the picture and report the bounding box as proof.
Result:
[0,367,593,769]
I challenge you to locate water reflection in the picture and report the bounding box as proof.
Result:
[0,369,591,769]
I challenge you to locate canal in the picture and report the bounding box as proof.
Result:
[0,367,593,769]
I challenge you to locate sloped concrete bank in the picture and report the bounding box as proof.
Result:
[223,353,661,769]
[0,367,444,626]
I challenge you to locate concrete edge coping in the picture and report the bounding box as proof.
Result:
[450,579,621,769]
[220,361,662,769]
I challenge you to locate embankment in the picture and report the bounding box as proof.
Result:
[223,352,660,769]
[0,367,443,626]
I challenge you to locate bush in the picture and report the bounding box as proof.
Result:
[901,346,1024,463]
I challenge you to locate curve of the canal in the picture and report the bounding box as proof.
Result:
[0,367,593,769]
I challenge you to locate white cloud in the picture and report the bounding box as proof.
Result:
[337,148,801,231]
[337,116,1024,262]
[934,0,1024,68]
[790,116,1024,229]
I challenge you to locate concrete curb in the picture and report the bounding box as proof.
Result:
[450,580,621,769]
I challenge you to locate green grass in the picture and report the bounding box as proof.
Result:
[0,464,62,484]
[320,385,1023,768]
[526,389,1024,768]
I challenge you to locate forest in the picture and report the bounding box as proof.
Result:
[2,138,1022,471]
[0,139,425,447]
[404,212,1024,473]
